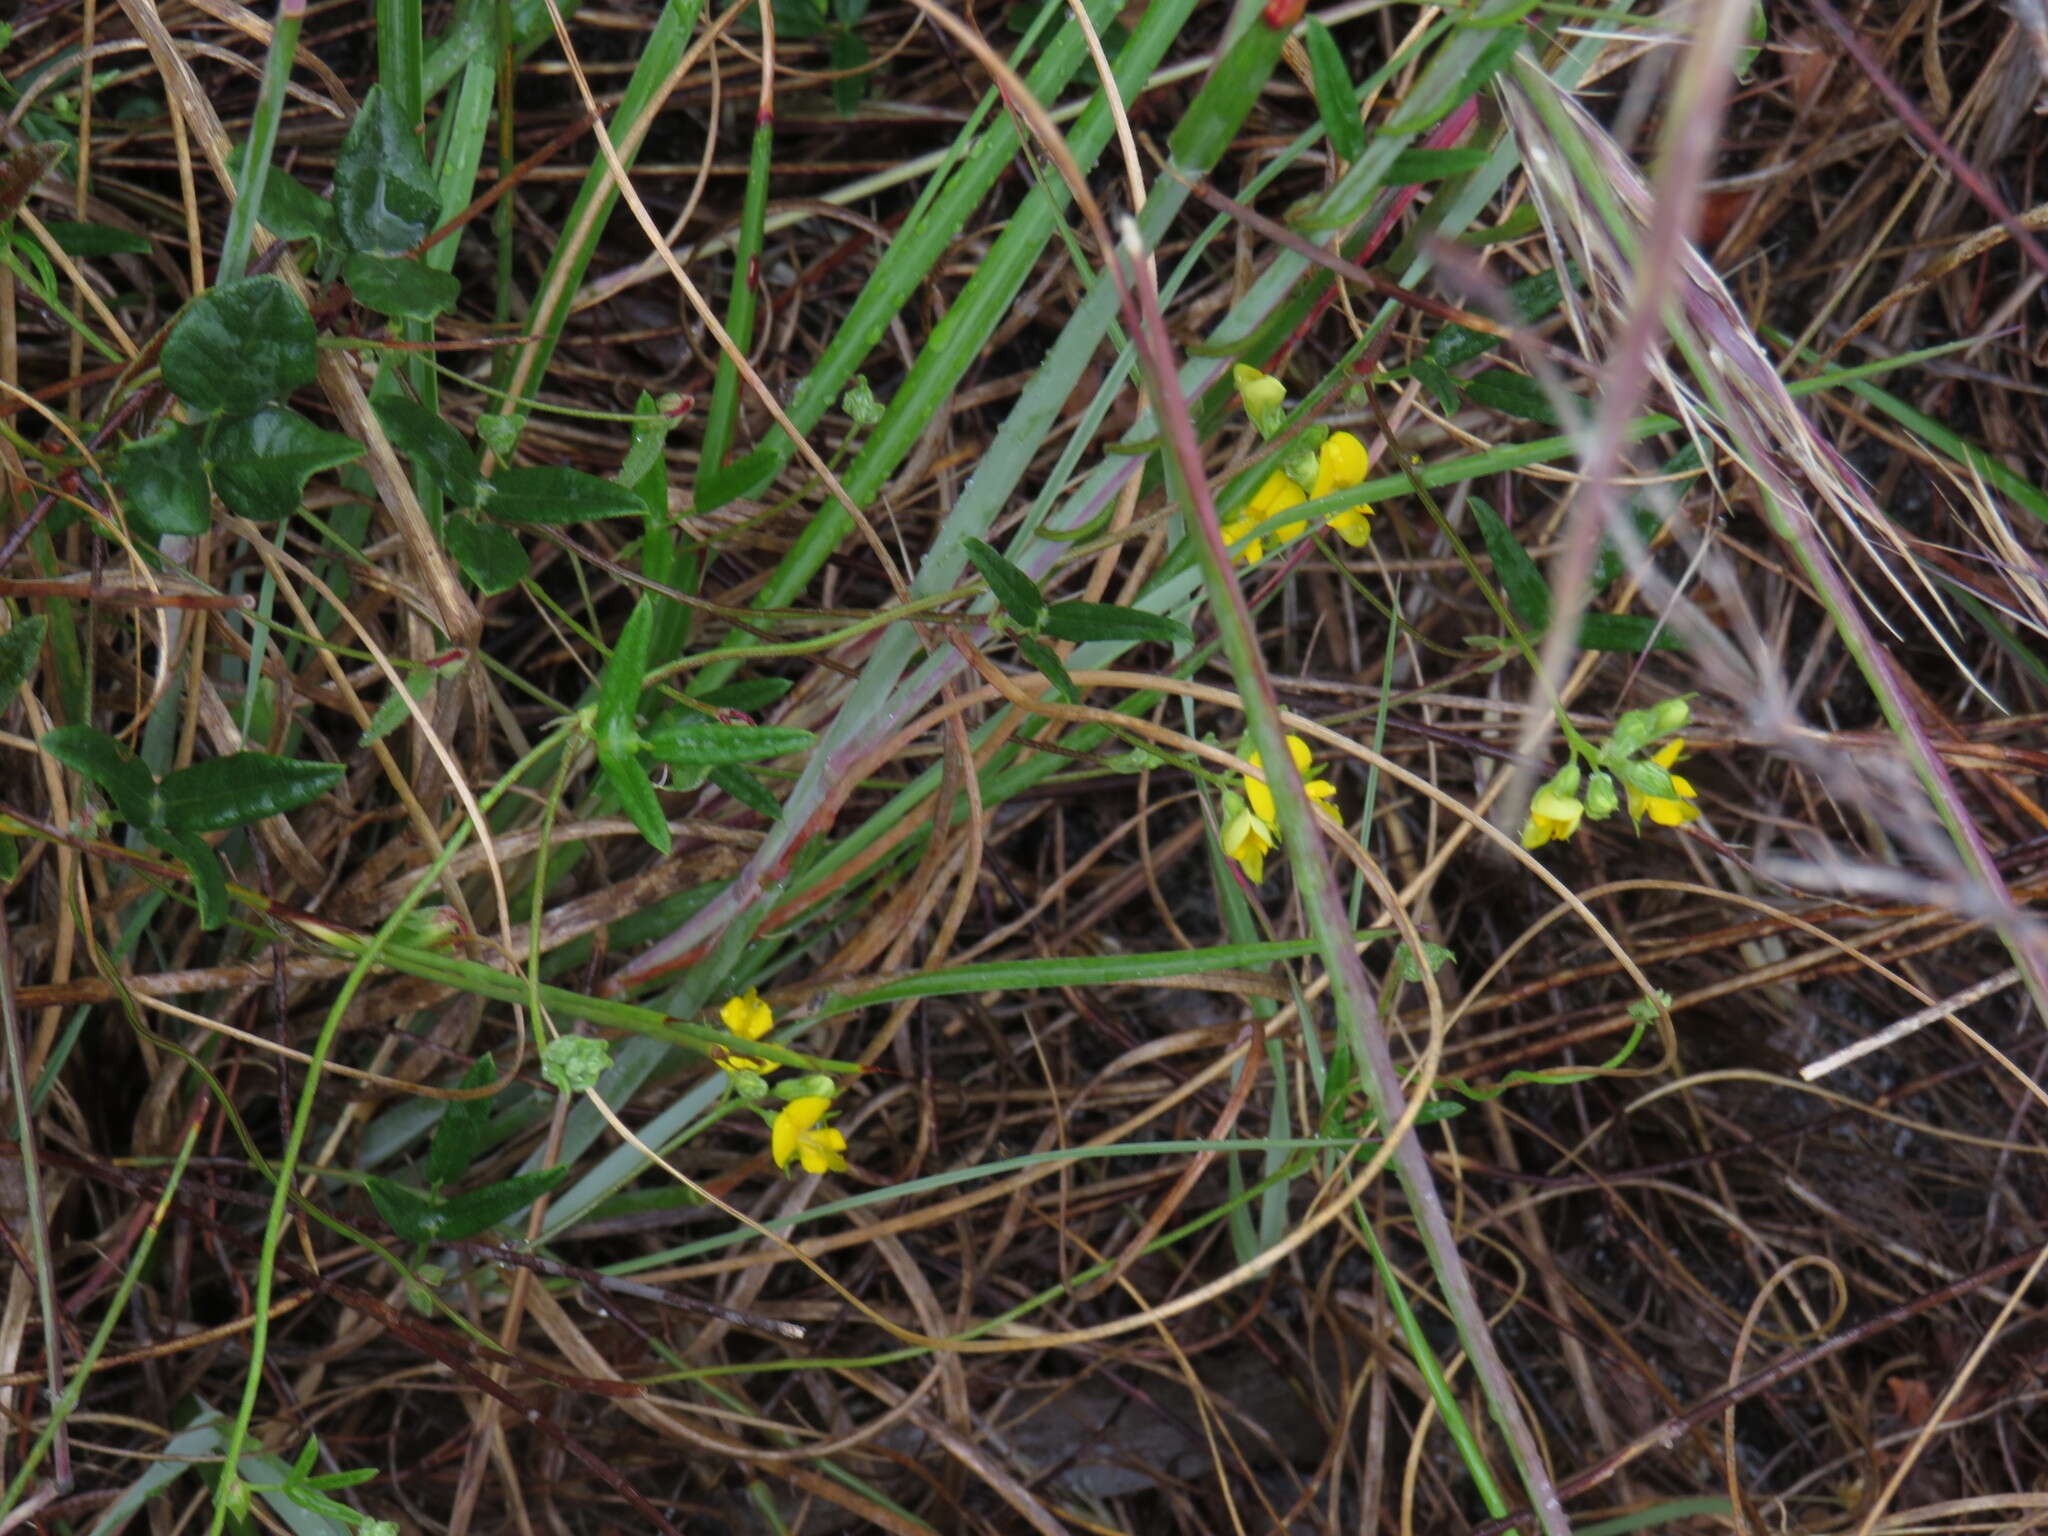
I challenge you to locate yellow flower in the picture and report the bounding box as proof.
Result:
[1221,514,1265,568]
[772,1096,849,1175]
[1627,739,1700,829]
[1222,803,1277,883]
[1313,431,1374,547]
[1243,734,1338,825]
[717,988,775,1075]
[1520,781,1586,849]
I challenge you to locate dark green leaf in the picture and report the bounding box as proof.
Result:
[473,413,524,457]
[697,677,792,712]
[40,724,159,827]
[43,220,151,255]
[1577,613,1687,652]
[1042,600,1191,646]
[432,1167,572,1241]
[1014,634,1076,703]
[258,172,338,245]
[1387,146,1490,182]
[117,424,212,537]
[1303,21,1364,162]
[1411,355,1460,415]
[332,85,439,255]
[161,827,228,930]
[362,1174,445,1244]
[208,407,363,522]
[1469,497,1552,631]
[425,1054,497,1189]
[597,598,655,750]
[485,465,646,525]
[710,762,782,819]
[1428,266,1569,368]
[445,518,527,594]
[1462,367,1568,425]
[768,0,828,38]
[343,252,460,319]
[641,718,814,768]
[835,0,868,22]
[372,395,487,506]
[601,745,671,854]
[695,447,778,513]
[155,751,343,832]
[161,276,318,415]
[829,28,870,116]
[0,617,46,713]
[963,537,1047,630]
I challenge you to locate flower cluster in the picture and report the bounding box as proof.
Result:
[715,989,854,1178]
[1520,700,1701,851]
[1222,365,1375,566]
[1221,733,1339,883]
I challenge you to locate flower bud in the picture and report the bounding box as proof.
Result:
[1233,364,1288,436]
[1651,696,1691,736]
[1583,770,1618,819]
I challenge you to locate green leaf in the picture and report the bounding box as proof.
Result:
[362,1174,446,1244]
[1386,146,1490,182]
[1042,600,1191,646]
[829,28,870,117]
[640,718,814,768]
[1428,267,1566,368]
[344,252,461,319]
[601,746,670,854]
[444,518,527,593]
[208,407,363,522]
[1303,21,1364,162]
[473,413,524,457]
[1411,355,1460,415]
[425,1054,497,1189]
[540,1036,611,1095]
[768,0,828,38]
[1462,367,1568,425]
[709,762,782,819]
[1014,633,1076,702]
[0,617,45,713]
[1469,496,1552,631]
[160,276,318,415]
[161,827,228,930]
[695,446,778,513]
[372,395,487,506]
[117,424,212,538]
[257,172,338,246]
[597,598,669,853]
[40,724,159,827]
[155,751,343,832]
[697,677,792,712]
[1577,612,1686,652]
[485,464,646,524]
[43,219,150,255]
[1451,23,1526,98]
[332,85,439,255]
[962,537,1047,630]
[432,1167,571,1240]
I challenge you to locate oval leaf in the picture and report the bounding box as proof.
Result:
[208,407,363,522]
[597,598,655,753]
[485,464,646,525]
[258,171,338,245]
[161,275,318,415]
[343,252,460,319]
[1043,600,1191,646]
[1462,367,1568,425]
[430,1167,572,1242]
[118,424,213,538]
[444,517,528,593]
[41,724,160,828]
[963,537,1047,630]
[155,751,343,832]
[1470,497,1552,631]
[640,718,814,768]
[372,395,486,505]
[332,86,439,255]
[709,762,782,819]
[425,1054,498,1189]
[0,616,46,713]
[1304,21,1364,162]
[1014,633,1076,702]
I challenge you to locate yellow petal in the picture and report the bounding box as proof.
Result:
[720,989,773,1041]
[1285,734,1314,774]
[1329,505,1374,547]
[1314,431,1369,495]
[1250,471,1307,518]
